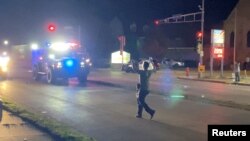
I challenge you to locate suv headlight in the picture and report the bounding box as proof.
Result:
[80,61,85,67]
[85,58,90,63]
[56,62,62,68]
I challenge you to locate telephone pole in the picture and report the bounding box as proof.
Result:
[198,0,205,78]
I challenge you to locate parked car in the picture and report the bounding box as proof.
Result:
[161,58,185,69]
[122,58,156,73]
[121,60,138,73]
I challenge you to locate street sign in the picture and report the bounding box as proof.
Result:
[118,36,126,55]
[211,29,225,46]
[198,65,205,73]
[111,51,130,64]
[210,29,225,77]
[213,47,224,58]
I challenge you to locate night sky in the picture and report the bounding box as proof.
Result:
[0,0,238,45]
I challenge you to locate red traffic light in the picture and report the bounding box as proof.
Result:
[154,20,160,25]
[48,24,56,32]
[197,32,203,38]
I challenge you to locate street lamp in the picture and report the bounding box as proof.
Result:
[3,40,9,45]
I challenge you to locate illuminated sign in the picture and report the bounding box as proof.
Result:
[211,29,225,45]
[111,51,130,64]
[213,47,224,58]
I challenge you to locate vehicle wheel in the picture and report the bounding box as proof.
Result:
[47,68,56,84]
[78,74,87,85]
[32,66,41,81]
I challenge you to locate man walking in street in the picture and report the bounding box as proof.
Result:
[136,61,155,119]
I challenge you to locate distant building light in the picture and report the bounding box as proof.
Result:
[31,44,39,50]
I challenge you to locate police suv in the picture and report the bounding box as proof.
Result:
[32,42,92,84]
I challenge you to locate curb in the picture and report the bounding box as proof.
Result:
[177,77,228,84]
[177,76,250,86]
[88,79,250,111]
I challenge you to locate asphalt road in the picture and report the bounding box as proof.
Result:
[0,68,250,141]
[89,69,250,106]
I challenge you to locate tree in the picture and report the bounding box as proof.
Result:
[139,28,170,60]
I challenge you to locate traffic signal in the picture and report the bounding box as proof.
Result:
[154,20,159,25]
[195,31,203,53]
[48,24,56,32]
[196,31,203,42]
[196,42,202,53]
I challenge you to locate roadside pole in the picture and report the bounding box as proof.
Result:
[221,53,224,78]
[233,7,237,71]
[78,25,82,48]
[199,0,205,79]
[210,48,213,77]
[118,36,126,65]
[121,50,124,65]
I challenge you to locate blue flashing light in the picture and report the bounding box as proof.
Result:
[66,60,74,67]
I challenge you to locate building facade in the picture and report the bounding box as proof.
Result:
[224,0,250,65]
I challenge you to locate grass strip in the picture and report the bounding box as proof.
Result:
[2,99,95,141]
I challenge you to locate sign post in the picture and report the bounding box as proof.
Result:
[198,65,205,73]
[211,29,225,78]
[118,36,126,65]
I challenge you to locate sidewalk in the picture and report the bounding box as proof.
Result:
[0,100,54,141]
[174,69,250,86]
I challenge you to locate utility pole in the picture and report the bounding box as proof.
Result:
[201,0,205,64]
[79,25,81,48]
[198,0,205,78]
[234,7,237,69]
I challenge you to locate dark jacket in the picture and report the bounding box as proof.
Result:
[138,70,152,91]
